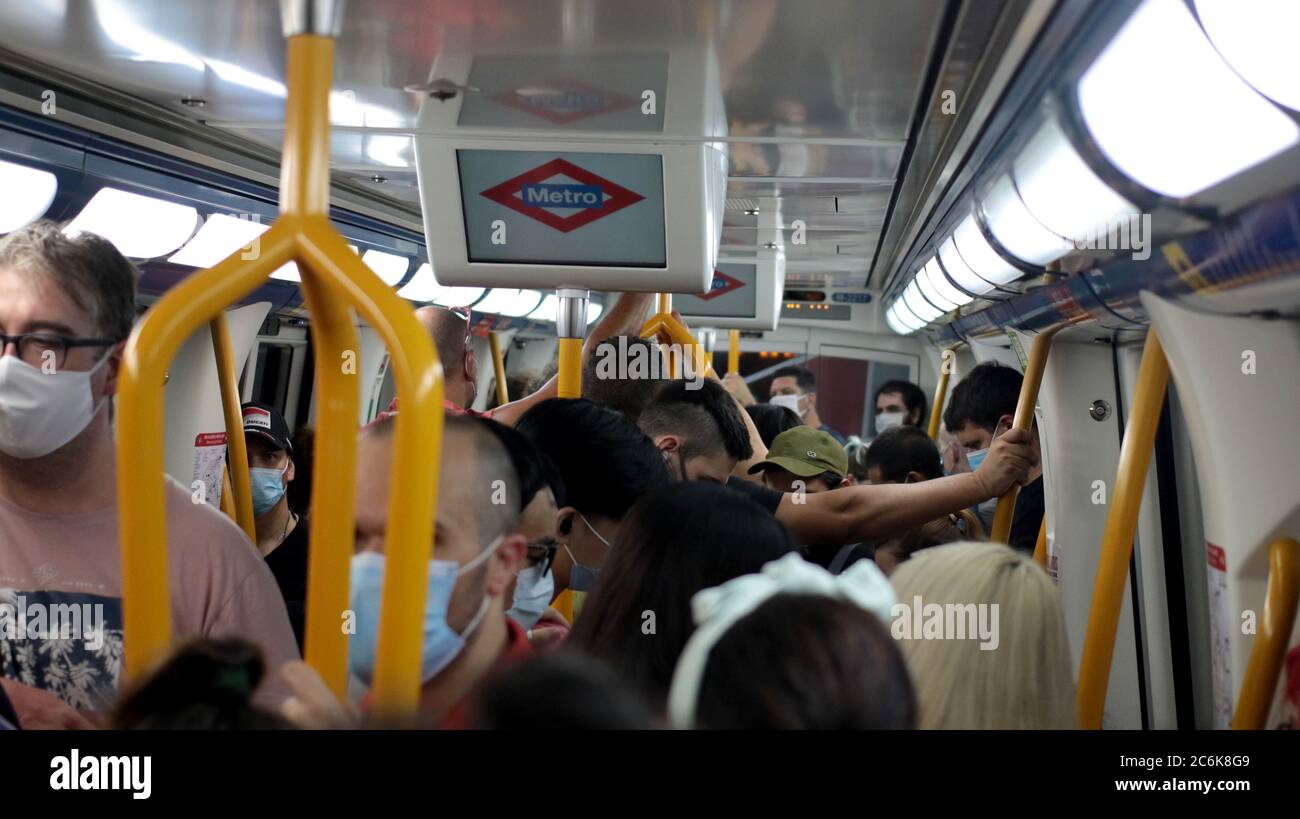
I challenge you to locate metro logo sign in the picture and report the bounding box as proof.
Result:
[492,79,639,125]
[480,158,645,233]
[698,269,745,301]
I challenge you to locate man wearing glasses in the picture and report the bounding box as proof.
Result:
[376,294,654,426]
[0,222,298,720]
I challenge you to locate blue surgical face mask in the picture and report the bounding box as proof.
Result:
[564,512,612,592]
[965,447,988,472]
[249,464,288,517]
[348,535,504,686]
[507,560,554,630]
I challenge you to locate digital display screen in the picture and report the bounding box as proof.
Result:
[675,263,758,318]
[458,149,667,268]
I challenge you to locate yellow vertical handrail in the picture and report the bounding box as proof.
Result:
[927,344,961,441]
[557,338,582,398]
[488,331,509,405]
[1232,537,1299,729]
[1076,330,1169,729]
[115,34,443,718]
[210,312,256,542]
[989,327,1060,544]
[728,329,740,375]
[1033,516,1048,568]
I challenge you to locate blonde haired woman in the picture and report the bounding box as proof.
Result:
[889,541,1075,729]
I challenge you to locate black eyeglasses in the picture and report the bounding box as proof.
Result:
[0,333,117,371]
[526,537,558,577]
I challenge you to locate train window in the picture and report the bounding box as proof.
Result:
[249,342,294,414]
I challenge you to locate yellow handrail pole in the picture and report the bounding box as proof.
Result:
[728,329,740,375]
[1076,330,1169,729]
[488,332,509,405]
[210,312,256,542]
[556,289,588,399]
[219,463,237,521]
[1232,538,1300,729]
[657,293,672,315]
[989,327,1060,544]
[928,344,961,441]
[1033,516,1048,568]
[297,223,441,716]
[116,224,299,680]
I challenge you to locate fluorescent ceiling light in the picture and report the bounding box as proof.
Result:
[66,187,198,258]
[330,90,410,168]
[527,294,559,321]
[269,263,301,282]
[96,0,203,70]
[0,160,58,234]
[1079,0,1299,197]
[361,249,409,286]
[914,263,959,312]
[938,236,995,296]
[952,214,1021,286]
[901,281,942,323]
[1013,118,1138,244]
[922,257,974,308]
[431,287,484,308]
[169,213,268,267]
[1195,0,1300,112]
[396,263,440,302]
[981,174,1067,266]
[890,299,926,332]
[587,302,604,324]
[206,60,287,97]
[885,304,915,335]
[474,288,544,318]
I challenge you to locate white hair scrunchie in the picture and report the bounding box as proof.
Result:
[666,551,896,728]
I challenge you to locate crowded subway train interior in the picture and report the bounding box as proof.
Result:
[0,0,1297,738]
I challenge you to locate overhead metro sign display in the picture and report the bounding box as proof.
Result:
[459,149,667,267]
[676,263,758,318]
[697,268,746,301]
[479,158,645,233]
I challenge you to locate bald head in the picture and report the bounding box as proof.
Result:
[414,305,475,406]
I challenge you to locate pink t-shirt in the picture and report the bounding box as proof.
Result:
[0,476,299,713]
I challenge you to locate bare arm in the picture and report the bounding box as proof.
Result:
[776,428,1033,544]
[490,293,655,426]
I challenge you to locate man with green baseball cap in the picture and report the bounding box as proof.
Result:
[747,426,851,494]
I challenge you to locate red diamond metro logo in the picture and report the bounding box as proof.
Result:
[697,269,745,301]
[480,158,645,233]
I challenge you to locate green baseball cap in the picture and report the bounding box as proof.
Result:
[747,426,848,479]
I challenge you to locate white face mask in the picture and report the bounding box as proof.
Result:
[769,393,805,418]
[507,560,555,630]
[0,353,110,459]
[875,411,905,435]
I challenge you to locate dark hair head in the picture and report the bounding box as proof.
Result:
[478,417,566,509]
[694,594,916,729]
[745,403,803,448]
[771,365,815,393]
[874,379,928,424]
[943,361,1023,434]
[567,482,794,705]
[516,398,671,520]
[112,638,292,730]
[0,220,138,341]
[583,335,671,424]
[864,425,943,483]
[637,378,753,462]
[473,652,659,729]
